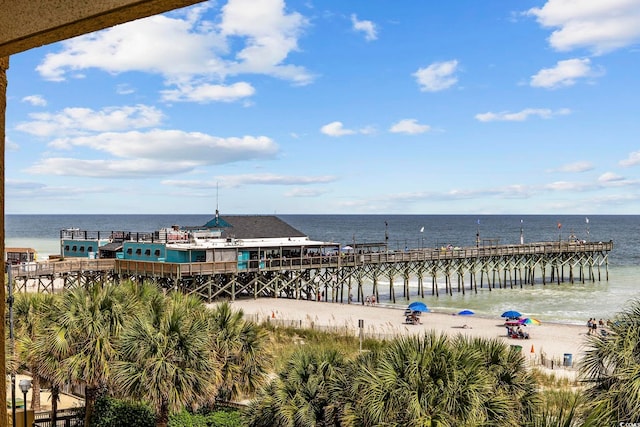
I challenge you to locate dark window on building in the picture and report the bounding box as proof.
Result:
[127,248,132,254]
[145,249,151,256]
[80,246,85,252]
[136,249,142,255]
[88,246,93,252]
[65,245,70,251]
[72,246,77,252]
[154,250,161,256]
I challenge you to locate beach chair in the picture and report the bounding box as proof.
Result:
[405,313,420,325]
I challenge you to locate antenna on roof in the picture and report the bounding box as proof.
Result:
[215,182,219,219]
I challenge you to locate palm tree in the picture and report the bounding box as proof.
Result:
[112,290,218,427]
[207,302,270,402]
[349,332,536,426]
[36,282,132,425]
[460,336,539,425]
[580,298,640,424]
[350,333,465,426]
[244,346,349,427]
[13,292,58,410]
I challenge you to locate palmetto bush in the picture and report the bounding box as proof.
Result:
[245,332,539,426]
[580,298,640,424]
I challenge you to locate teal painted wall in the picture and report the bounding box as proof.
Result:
[122,242,166,261]
[238,250,250,270]
[165,249,189,263]
[61,239,108,258]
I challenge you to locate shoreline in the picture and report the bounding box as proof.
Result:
[226,298,591,377]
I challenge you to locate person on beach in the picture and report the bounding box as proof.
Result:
[587,318,593,335]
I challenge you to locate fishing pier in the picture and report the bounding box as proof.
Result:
[9,240,613,304]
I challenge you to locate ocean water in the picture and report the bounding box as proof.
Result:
[5,214,640,324]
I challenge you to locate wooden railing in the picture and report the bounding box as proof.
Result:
[9,259,116,278]
[9,241,613,280]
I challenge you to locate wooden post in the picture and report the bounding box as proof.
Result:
[0,55,9,427]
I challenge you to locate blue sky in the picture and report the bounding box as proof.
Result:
[5,0,640,215]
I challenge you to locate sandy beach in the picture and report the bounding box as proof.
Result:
[228,298,590,376]
[17,277,590,371]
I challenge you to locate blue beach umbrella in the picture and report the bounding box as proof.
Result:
[501,310,522,319]
[408,301,429,312]
[458,309,474,316]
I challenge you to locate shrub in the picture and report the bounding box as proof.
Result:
[169,409,242,427]
[89,395,155,427]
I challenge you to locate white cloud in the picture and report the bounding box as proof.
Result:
[47,130,278,164]
[284,187,326,197]
[5,136,19,151]
[6,179,47,192]
[389,119,430,135]
[359,125,377,135]
[351,14,377,41]
[164,174,336,188]
[36,0,313,93]
[413,60,459,92]
[320,121,374,137]
[116,84,135,95]
[26,158,199,178]
[16,105,164,137]
[555,161,594,173]
[544,181,593,192]
[37,7,224,82]
[527,0,640,54]
[219,0,313,84]
[22,95,47,106]
[475,108,571,122]
[320,121,356,137]
[15,102,279,178]
[161,81,256,103]
[619,150,640,167]
[221,174,335,187]
[6,179,112,200]
[598,172,625,183]
[530,58,600,89]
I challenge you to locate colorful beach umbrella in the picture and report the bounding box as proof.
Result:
[458,309,474,316]
[501,310,522,319]
[519,318,541,326]
[408,301,429,312]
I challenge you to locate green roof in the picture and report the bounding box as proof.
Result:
[203,213,232,229]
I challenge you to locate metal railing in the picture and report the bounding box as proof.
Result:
[33,408,84,427]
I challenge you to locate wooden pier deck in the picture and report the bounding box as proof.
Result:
[8,240,613,304]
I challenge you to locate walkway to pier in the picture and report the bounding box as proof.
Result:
[8,240,613,304]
